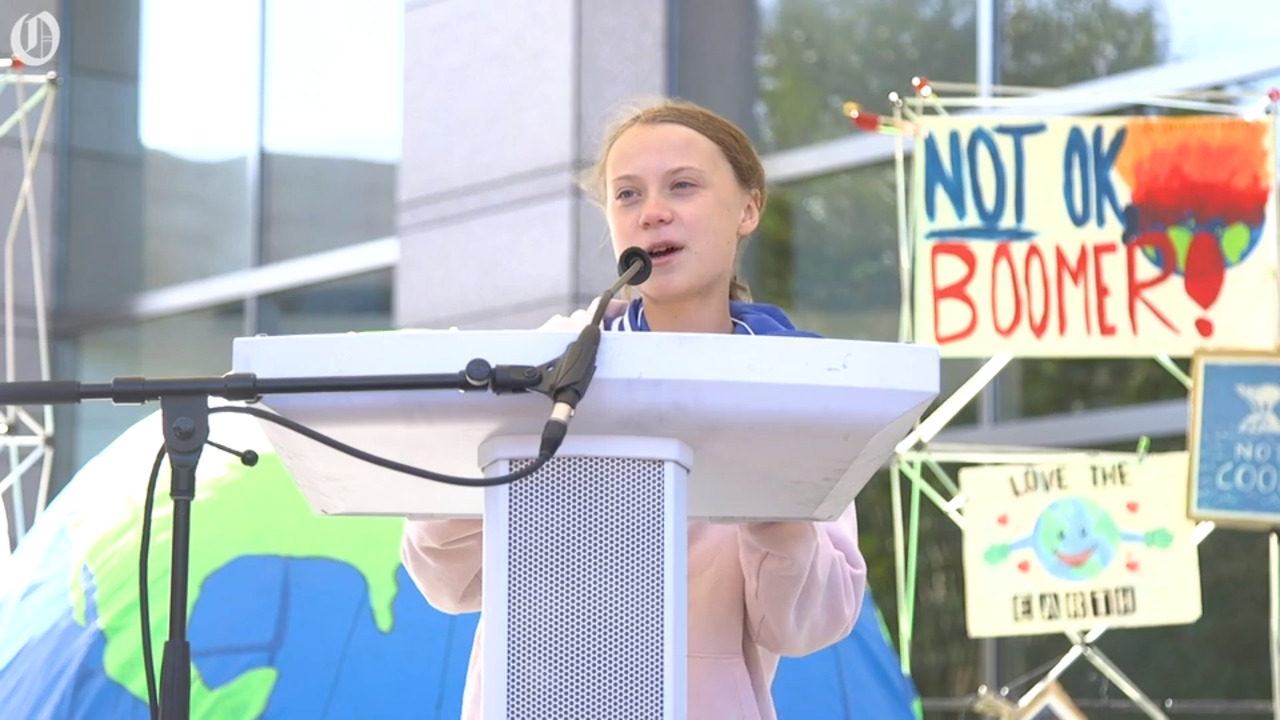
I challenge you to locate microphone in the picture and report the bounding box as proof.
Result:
[587,246,651,327]
[616,246,654,285]
[538,248,652,457]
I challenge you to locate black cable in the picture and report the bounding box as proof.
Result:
[207,404,553,486]
[139,444,166,720]
[137,399,561,719]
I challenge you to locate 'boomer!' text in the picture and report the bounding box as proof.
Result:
[920,121,1176,346]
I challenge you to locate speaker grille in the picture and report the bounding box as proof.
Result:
[506,456,666,718]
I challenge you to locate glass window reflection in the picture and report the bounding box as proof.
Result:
[256,270,392,336]
[260,0,402,263]
[999,0,1280,87]
[136,0,262,287]
[1159,0,1280,61]
[748,164,902,341]
[60,0,263,311]
[998,0,1165,86]
[753,0,978,153]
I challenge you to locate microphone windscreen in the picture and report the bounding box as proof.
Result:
[617,247,653,285]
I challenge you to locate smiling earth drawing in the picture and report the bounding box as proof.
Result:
[983,497,1174,582]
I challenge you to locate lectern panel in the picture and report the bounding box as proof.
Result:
[507,456,665,718]
[231,329,940,521]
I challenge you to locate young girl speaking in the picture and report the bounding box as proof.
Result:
[402,98,867,720]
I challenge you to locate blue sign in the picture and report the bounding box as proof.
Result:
[1190,352,1280,528]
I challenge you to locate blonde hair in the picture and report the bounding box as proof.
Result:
[581,98,763,302]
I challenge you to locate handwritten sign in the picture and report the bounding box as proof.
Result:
[960,452,1201,638]
[1189,351,1280,528]
[912,115,1278,357]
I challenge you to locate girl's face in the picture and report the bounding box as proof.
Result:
[604,123,760,306]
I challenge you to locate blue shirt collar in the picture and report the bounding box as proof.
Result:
[606,298,821,338]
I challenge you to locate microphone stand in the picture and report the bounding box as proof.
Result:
[0,362,542,720]
[0,249,652,720]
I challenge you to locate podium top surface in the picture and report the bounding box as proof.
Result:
[231,329,939,521]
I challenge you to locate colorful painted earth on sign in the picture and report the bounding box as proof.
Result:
[983,497,1174,582]
[0,405,920,718]
[1117,116,1273,337]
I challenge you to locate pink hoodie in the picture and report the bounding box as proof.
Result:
[401,504,866,719]
[400,302,868,717]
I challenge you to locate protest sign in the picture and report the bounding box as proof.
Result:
[913,116,1277,357]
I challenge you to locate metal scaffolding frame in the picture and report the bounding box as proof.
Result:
[0,61,59,557]
[860,77,1280,718]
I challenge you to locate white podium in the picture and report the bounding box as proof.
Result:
[231,329,939,719]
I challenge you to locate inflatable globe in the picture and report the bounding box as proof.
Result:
[1032,497,1121,582]
[0,404,920,718]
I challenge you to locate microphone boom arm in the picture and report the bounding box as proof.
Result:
[529,248,652,455]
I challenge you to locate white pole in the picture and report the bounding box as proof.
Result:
[977,0,995,100]
[1270,532,1279,720]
